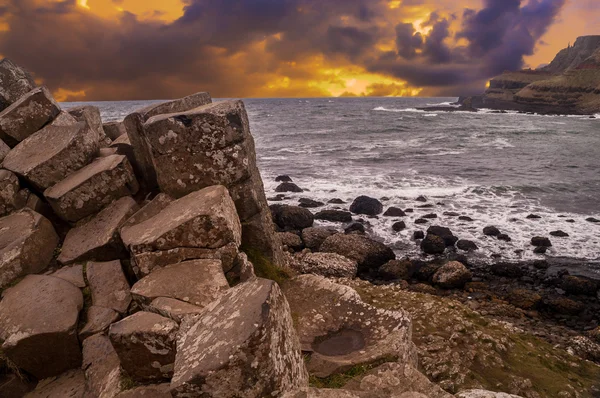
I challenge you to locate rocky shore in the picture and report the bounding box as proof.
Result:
[0,58,598,398]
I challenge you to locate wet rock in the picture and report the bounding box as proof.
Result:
[414,218,428,224]
[427,226,458,246]
[280,231,304,251]
[67,105,110,145]
[81,333,122,398]
[349,196,383,216]
[23,369,85,398]
[423,213,438,219]
[392,221,407,232]
[270,204,314,230]
[3,120,99,191]
[0,275,83,379]
[172,278,307,397]
[45,155,139,222]
[103,121,127,140]
[314,209,353,223]
[345,222,366,235]
[383,207,406,217]
[507,289,542,310]
[526,214,542,219]
[131,259,229,308]
[0,169,19,216]
[586,217,600,223]
[550,230,569,237]
[291,252,358,278]
[456,390,523,398]
[456,239,478,252]
[320,233,395,271]
[413,231,425,240]
[276,175,293,182]
[0,58,36,111]
[283,275,413,378]
[531,236,552,247]
[443,211,460,217]
[148,297,204,323]
[0,86,60,147]
[483,226,501,236]
[58,196,139,264]
[534,246,548,255]
[109,312,178,382]
[543,296,584,315]
[420,234,446,255]
[328,198,345,204]
[459,216,474,222]
[301,227,337,251]
[378,259,415,281]
[0,209,59,289]
[561,275,599,296]
[79,306,120,340]
[87,260,132,314]
[416,195,427,202]
[299,198,325,208]
[276,182,303,193]
[497,234,512,242]
[432,261,472,289]
[491,263,524,278]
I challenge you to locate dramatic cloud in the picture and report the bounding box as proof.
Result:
[0,0,586,100]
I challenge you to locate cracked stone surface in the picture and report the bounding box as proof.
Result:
[86,260,132,314]
[23,369,85,398]
[82,333,122,398]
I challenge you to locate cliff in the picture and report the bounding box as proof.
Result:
[541,35,600,74]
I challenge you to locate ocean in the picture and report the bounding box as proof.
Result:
[62,97,600,273]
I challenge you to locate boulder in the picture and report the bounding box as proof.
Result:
[121,193,173,233]
[275,175,293,182]
[414,218,428,224]
[550,230,569,237]
[413,231,425,240]
[283,275,414,378]
[0,209,59,289]
[86,260,132,314]
[420,234,446,255]
[299,198,324,208]
[314,209,353,223]
[291,252,358,278]
[483,226,501,236]
[67,105,109,145]
[507,289,542,310]
[131,259,229,308]
[276,182,304,193]
[320,233,395,272]
[0,58,36,111]
[427,226,458,246]
[432,261,472,289]
[109,312,178,382]
[459,216,474,222]
[50,263,86,288]
[79,306,120,340]
[543,296,584,315]
[3,120,99,190]
[81,333,122,398]
[491,263,524,278]
[497,233,512,242]
[0,275,83,379]
[416,195,427,202]
[587,217,600,223]
[270,204,314,231]
[383,207,406,217]
[531,236,552,247]
[103,121,127,140]
[110,134,138,173]
[349,196,383,216]
[392,221,406,232]
[301,227,337,251]
[0,86,60,147]
[0,139,9,162]
[345,222,366,235]
[378,259,415,281]
[44,155,139,222]
[561,275,599,296]
[58,196,139,264]
[423,213,438,219]
[456,239,478,251]
[280,231,304,251]
[0,169,19,216]
[328,198,345,204]
[148,297,204,323]
[23,369,85,398]
[171,278,307,397]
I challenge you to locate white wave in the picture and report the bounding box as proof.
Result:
[373,106,420,113]
[423,114,438,117]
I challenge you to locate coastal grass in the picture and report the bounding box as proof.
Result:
[241,246,292,286]
[308,356,398,389]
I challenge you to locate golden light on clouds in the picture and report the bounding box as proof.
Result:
[83,0,185,22]
[76,0,90,10]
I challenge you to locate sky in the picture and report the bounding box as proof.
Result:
[0,0,598,101]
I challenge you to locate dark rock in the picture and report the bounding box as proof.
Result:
[432,261,472,289]
[534,246,548,254]
[314,209,353,223]
[349,196,383,216]
[456,240,478,251]
[279,232,304,251]
[328,198,345,204]
[275,175,293,182]
[531,236,552,247]
[270,204,314,230]
[483,226,501,236]
[87,260,132,314]
[392,221,407,232]
[497,234,512,242]
[416,196,428,202]
[566,219,576,223]
[526,214,542,219]
[533,260,550,269]
[414,263,441,282]
[544,296,584,315]
[345,222,366,235]
[550,230,569,237]
[508,289,542,310]
[320,233,395,271]
[383,207,406,217]
[301,227,337,251]
[413,231,425,240]
[491,263,524,278]
[404,208,414,213]
[427,226,458,247]
[562,275,599,296]
[298,198,324,208]
[378,259,415,281]
[276,182,303,193]
[586,217,600,223]
[423,213,438,219]
[415,218,429,224]
[458,216,474,222]
[420,234,446,255]
[417,204,434,208]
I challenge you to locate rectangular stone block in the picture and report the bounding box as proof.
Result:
[0,58,36,111]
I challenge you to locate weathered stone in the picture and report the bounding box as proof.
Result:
[283,388,365,398]
[531,236,552,247]
[291,252,358,278]
[0,169,19,216]
[271,204,315,231]
[87,260,132,314]
[24,369,85,398]
[122,112,158,192]
[0,275,83,379]
[109,312,178,382]
[302,227,338,251]
[149,297,204,323]
[350,196,383,216]
[280,231,304,251]
[420,234,446,255]
[320,233,395,272]
[284,275,413,378]
[136,92,212,122]
[121,185,241,254]
[427,226,458,247]
[383,207,406,217]
[561,275,599,296]
[0,209,59,289]
[3,121,99,190]
[507,289,542,310]
[50,263,86,288]
[0,139,9,162]
[457,239,478,251]
[79,306,120,340]
[44,155,139,222]
[378,259,416,281]
[314,210,353,223]
[103,121,127,140]
[58,196,139,264]
[110,134,141,179]
[67,105,109,145]
[82,333,122,398]
[432,261,472,289]
[0,86,60,147]
[0,58,36,111]
[483,226,501,237]
[131,259,228,307]
[116,384,172,398]
[98,147,118,157]
[276,182,304,193]
[171,278,307,397]
[456,390,524,398]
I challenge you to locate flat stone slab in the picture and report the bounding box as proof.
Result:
[149,297,204,323]
[0,86,60,146]
[103,121,127,140]
[0,209,59,289]
[131,259,228,308]
[320,234,395,272]
[82,333,122,398]
[79,305,120,340]
[87,260,132,314]
[67,105,110,145]
[121,185,241,253]
[120,193,173,236]
[58,196,139,264]
[23,369,85,398]
[4,119,99,191]
[171,278,308,397]
[0,275,83,379]
[136,92,212,121]
[44,154,139,222]
[109,311,178,382]
[49,264,86,288]
[283,275,414,378]
[0,169,19,216]
[0,58,36,111]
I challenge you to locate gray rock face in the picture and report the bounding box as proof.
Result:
[283,275,414,378]
[103,121,127,140]
[109,312,178,382]
[0,169,19,216]
[67,105,110,146]
[82,333,122,398]
[0,209,59,289]
[24,369,86,398]
[171,278,308,397]
[86,260,132,314]
[0,86,60,146]
[79,306,120,340]
[131,259,229,308]
[0,58,36,111]
[432,261,472,289]
[44,154,139,222]
[0,275,83,379]
[3,120,99,190]
[320,234,395,272]
[291,252,358,279]
[58,196,139,264]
